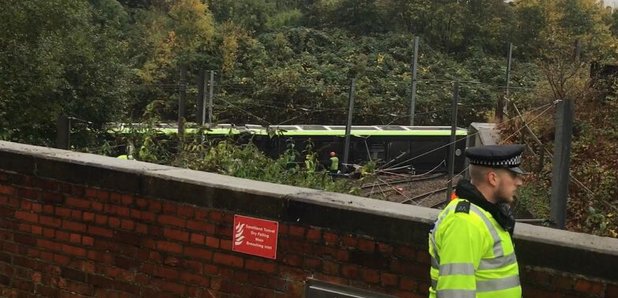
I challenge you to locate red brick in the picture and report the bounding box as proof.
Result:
[0,185,15,195]
[159,215,186,228]
[120,219,135,230]
[162,202,177,214]
[400,277,418,291]
[177,205,194,218]
[106,205,130,217]
[395,246,416,259]
[55,207,71,218]
[63,220,86,232]
[129,209,141,219]
[43,228,55,238]
[377,242,393,254]
[158,280,186,296]
[70,209,82,220]
[85,188,97,198]
[31,203,43,212]
[336,249,349,261]
[17,223,30,233]
[194,209,208,220]
[190,233,205,245]
[21,200,33,210]
[180,272,210,287]
[43,204,54,214]
[140,211,156,222]
[108,217,121,228]
[220,239,232,250]
[282,254,302,267]
[82,236,94,246]
[56,230,70,241]
[136,223,147,234]
[362,269,380,284]
[210,211,224,222]
[148,200,162,212]
[69,233,81,244]
[109,193,122,204]
[342,264,360,279]
[304,258,321,269]
[289,226,305,238]
[323,232,339,245]
[95,189,109,201]
[62,244,86,257]
[157,241,182,254]
[185,247,213,261]
[121,194,133,206]
[136,198,149,209]
[213,252,244,268]
[94,214,108,225]
[65,197,91,209]
[31,225,43,235]
[82,212,94,222]
[416,249,431,265]
[306,228,321,242]
[574,279,604,296]
[322,261,339,275]
[163,228,189,242]
[91,202,103,211]
[19,188,39,200]
[357,238,375,252]
[39,215,62,227]
[54,254,70,265]
[245,259,276,273]
[88,226,113,238]
[204,264,219,275]
[552,276,574,290]
[37,239,59,252]
[15,210,39,223]
[381,272,399,287]
[216,224,233,238]
[342,235,358,247]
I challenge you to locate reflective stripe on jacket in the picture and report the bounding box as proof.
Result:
[428,198,521,298]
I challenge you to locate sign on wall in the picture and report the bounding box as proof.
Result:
[232,215,279,259]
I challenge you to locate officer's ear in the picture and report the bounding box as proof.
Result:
[487,170,500,187]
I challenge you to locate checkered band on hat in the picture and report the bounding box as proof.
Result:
[469,154,522,167]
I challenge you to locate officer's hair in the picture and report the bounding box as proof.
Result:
[469,164,491,184]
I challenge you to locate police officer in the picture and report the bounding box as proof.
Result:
[429,144,525,298]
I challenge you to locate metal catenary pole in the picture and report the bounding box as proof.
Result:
[343,79,356,172]
[409,36,419,126]
[446,81,460,201]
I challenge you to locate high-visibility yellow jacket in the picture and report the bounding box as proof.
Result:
[329,156,339,171]
[428,198,521,298]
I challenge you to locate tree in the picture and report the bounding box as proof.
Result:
[0,0,132,145]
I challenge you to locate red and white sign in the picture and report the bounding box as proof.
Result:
[232,215,279,259]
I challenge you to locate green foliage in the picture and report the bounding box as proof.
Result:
[0,0,131,145]
[170,137,362,194]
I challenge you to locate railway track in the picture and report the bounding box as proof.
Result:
[361,172,458,208]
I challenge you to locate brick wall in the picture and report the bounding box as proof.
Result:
[0,141,617,298]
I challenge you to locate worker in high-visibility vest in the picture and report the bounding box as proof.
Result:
[429,144,526,298]
[328,151,339,174]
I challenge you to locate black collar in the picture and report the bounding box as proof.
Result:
[455,179,515,235]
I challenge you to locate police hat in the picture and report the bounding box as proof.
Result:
[465,144,526,174]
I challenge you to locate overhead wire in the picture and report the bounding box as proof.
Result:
[384,101,555,171]
[408,102,556,206]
